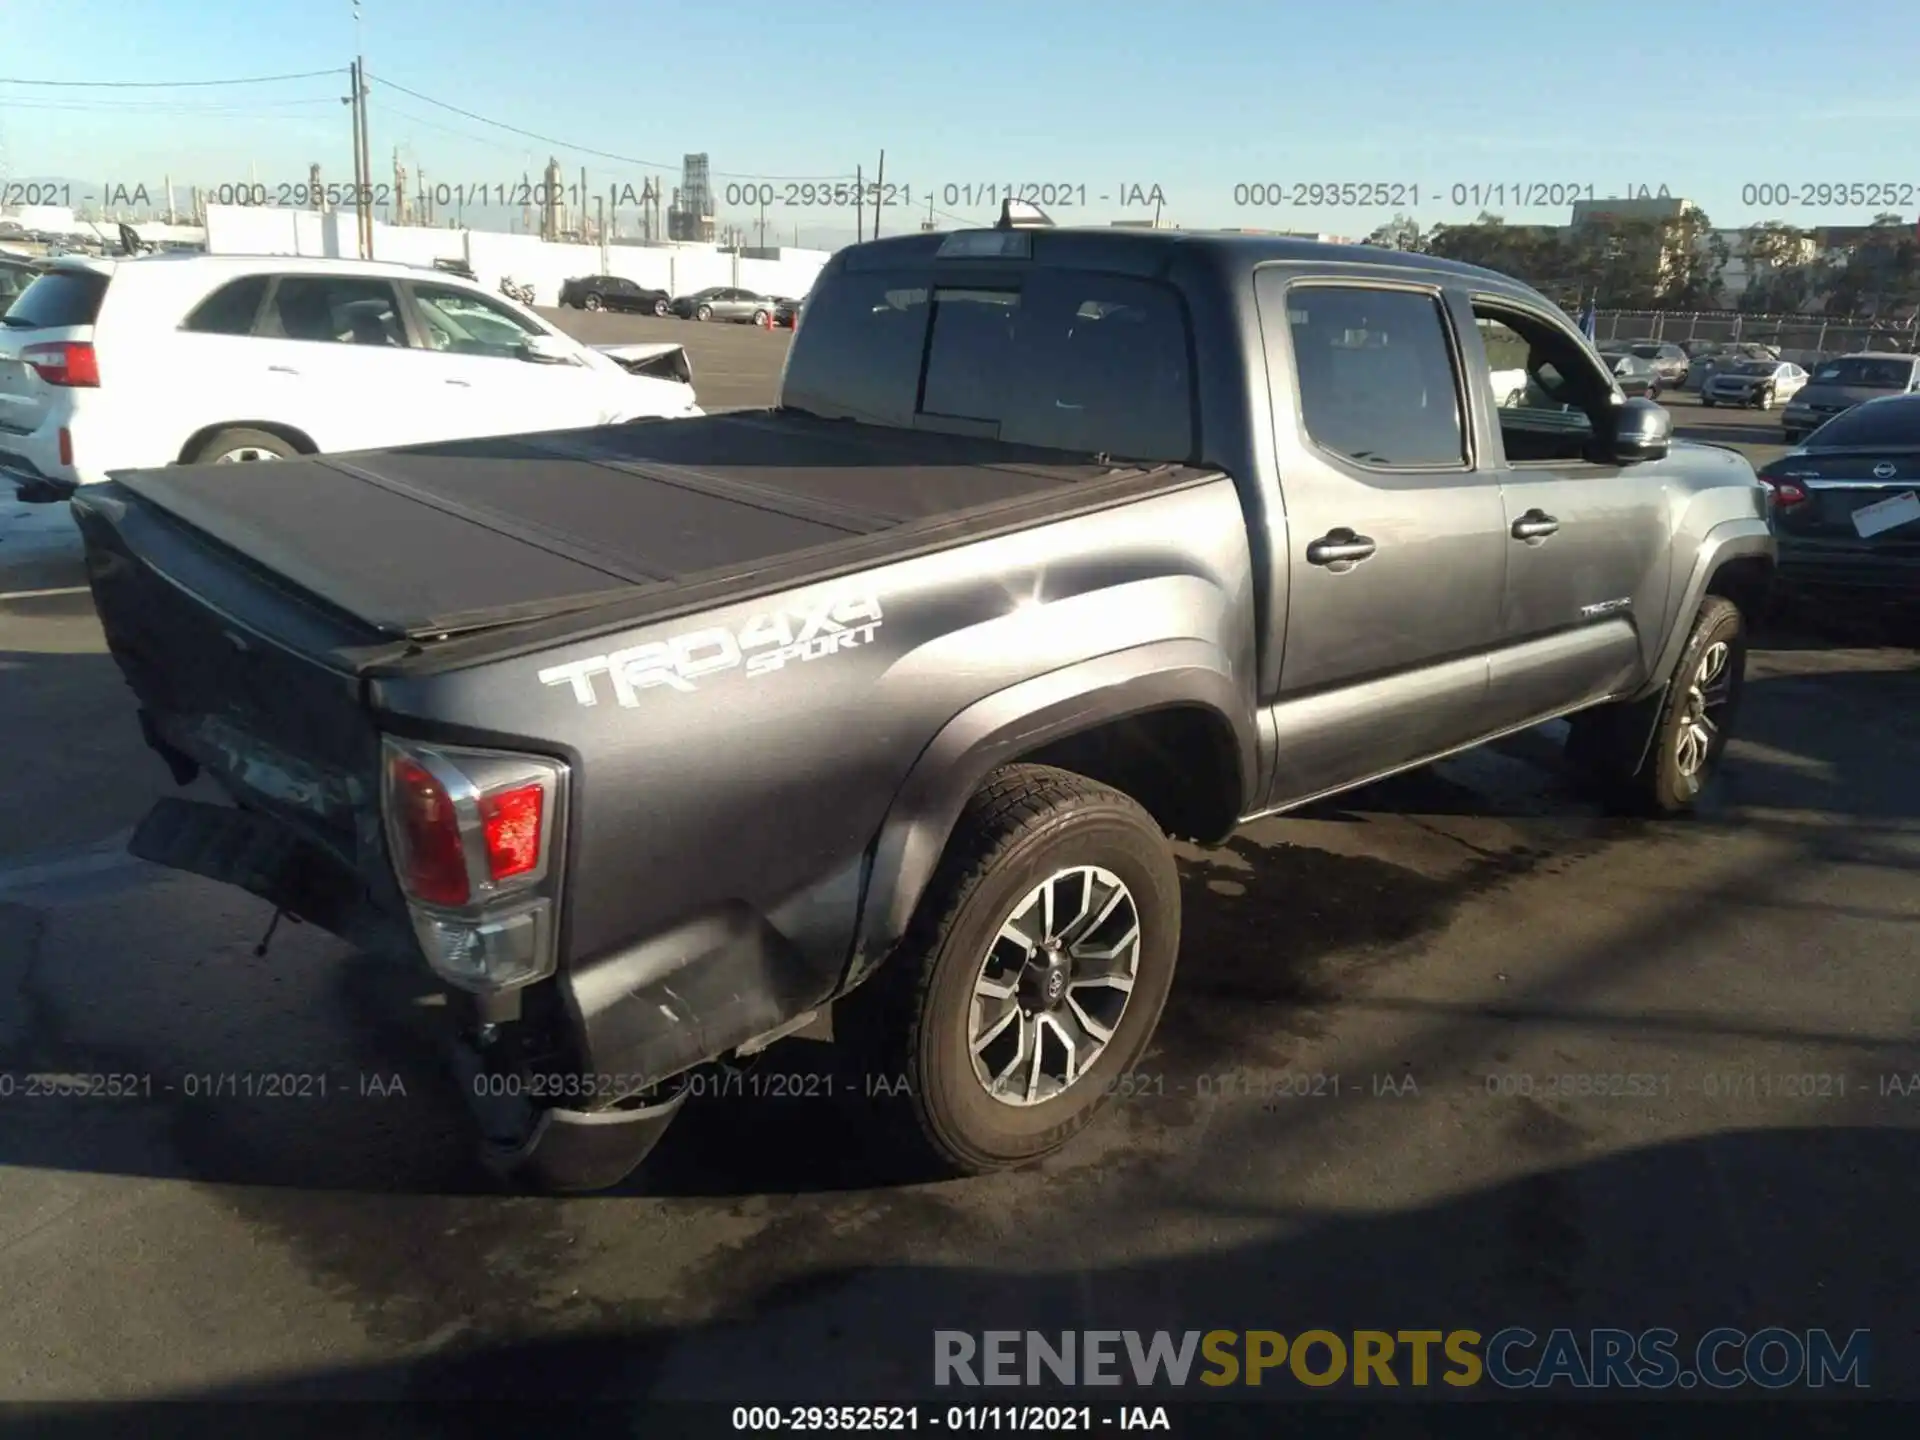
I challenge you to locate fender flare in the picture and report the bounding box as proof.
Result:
[1615,515,1774,774]
[1638,516,1775,699]
[845,638,1257,985]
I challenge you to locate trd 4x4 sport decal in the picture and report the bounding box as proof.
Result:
[538,593,884,704]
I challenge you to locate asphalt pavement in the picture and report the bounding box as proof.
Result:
[0,328,1915,1407]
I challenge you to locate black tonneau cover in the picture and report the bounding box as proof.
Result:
[109,413,1187,639]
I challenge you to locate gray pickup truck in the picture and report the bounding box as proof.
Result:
[72,206,1775,1191]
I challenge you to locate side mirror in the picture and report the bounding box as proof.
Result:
[520,333,577,365]
[1603,396,1672,463]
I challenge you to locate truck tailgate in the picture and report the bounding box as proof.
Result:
[101,413,1172,640]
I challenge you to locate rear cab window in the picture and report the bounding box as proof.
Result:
[2,268,109,330]
[780,258,1196,462]
[1284,285,1466,468]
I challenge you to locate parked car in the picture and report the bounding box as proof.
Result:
[1618,339,1689,386]
[559,274,672,316]
[1759,393,1920,601]
[1701,359,1808,410]
[1598,348,1665,399]
[773,294,807,328]
[73,212,1773,1191]
[0,256,43,308]
[430,257,479,283]
[1684,342,1782,391]
[1781,352,1920,443]
[0,254,700,501]
[671,285,777,324]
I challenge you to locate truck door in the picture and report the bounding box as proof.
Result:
[1458,296,1672,730]
[1255,274,1510,808]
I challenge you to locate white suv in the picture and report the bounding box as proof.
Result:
[0,253,701,500]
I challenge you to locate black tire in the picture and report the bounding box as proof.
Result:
[653,297,670,317]
[1565,596,1746,817]
[187,426,301,465]
[584,292,604,312]
[1755,387,1773,410]
[695,303,713,322]
[753,309,771,328]
[844,764,1182,1177]
[1700,396,1716,408]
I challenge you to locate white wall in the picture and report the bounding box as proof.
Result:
[202,204,832,305]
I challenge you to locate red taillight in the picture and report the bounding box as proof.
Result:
[390,757,470,906]
[22,341,99,388]
[1759,474,1807,507]
[480,783,545,882]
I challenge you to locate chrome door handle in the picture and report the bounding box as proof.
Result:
[444,379,472,387]
[1512,510,1560,540]
[1305,528,1377,566]
[267,365,299,375]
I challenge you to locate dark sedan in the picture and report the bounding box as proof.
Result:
[1759,393,1920,603]
[772,294,806,328]
[559,274,672,316]
[1598,349,1664,400]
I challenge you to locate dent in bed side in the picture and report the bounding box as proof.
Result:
[844,637,1258,992]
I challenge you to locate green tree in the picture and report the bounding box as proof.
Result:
[1823,213,1920,317]
[1362,213,1424,251]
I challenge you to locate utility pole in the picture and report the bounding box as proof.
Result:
[164,172,175,224]
[758,193,766,249]
[310,162,325,215]
[855,164,864,244]
[923,192,935,231]
[355,68,374,255]
[346,60,368,257]
[872,150,885,239]
[596,196,607,267]
[393,149,406,225]
[579,165,588,241]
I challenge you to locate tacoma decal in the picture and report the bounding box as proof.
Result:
[538,593,884,704]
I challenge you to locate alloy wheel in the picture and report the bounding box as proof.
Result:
[968,866,1141,1108]
[1674,639,1733,791]
[212,447,281,463]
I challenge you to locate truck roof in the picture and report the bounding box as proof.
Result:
[851,224,1530,291]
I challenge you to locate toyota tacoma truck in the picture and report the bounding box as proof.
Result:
[72,204,1775,1191]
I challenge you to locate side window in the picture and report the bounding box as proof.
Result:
[262,276,406,346]
[1472,302,1608,464]
[1287,286,1465,467]
[412,283,545,358]
[182,275,271,335]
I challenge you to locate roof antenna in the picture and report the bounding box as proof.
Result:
[996,199,1055,231]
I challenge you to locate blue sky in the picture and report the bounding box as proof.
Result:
[6,0,1920,247]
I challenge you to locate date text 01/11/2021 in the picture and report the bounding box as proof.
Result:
[1228,182,1677,209]
[89,179,1175,215]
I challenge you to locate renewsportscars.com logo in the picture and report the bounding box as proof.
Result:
[933,1328,1872,1390]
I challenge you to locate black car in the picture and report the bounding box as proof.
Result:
[559,274,672,316]
[772,294,806,328]
[1760,393,1920,602]
[1598,349,1664,400]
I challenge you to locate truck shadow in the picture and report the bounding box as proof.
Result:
[0,644,1912,1204]
[7,1125,1911,1417]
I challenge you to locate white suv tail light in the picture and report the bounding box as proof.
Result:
[380,737,568,992]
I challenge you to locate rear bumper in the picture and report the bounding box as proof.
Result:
[1776,538,1920,595]
[0,448,78,502]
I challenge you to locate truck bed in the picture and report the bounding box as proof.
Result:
[104,411,1206,642]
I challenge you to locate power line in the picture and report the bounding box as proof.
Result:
[364,71,856,181]
[0,95,342,115]
[0,69,346,89]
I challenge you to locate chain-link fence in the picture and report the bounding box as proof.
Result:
[1595,309,1920,365]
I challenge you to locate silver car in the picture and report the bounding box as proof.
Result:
[670,286,778,324]
[1782,352,1920,442]
[1701,359,1807,410]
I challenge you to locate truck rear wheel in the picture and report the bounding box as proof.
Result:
[852,765,1181,1176]
[1566,596,1746,816]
